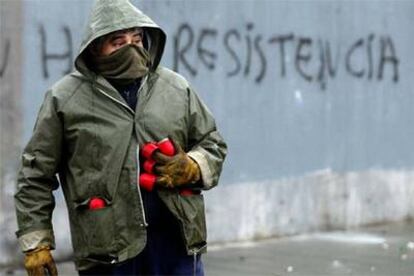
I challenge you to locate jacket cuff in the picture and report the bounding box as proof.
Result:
[188,149,214,189]
[17,229,55,252]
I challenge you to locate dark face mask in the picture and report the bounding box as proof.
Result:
[92,44,151,86]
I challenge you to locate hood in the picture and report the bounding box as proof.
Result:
[75,0,166,77]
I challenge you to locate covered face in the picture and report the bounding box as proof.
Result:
[92,27,145,56]
[88,27,151,85]
[75,0,166,83]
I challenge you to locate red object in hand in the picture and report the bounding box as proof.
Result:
[142,142,159,159]
[139,173,156,191]
[143,159,156,173]
[158,138,175,156]
[89,197,106,210]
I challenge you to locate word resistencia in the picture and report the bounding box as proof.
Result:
[173,23,399,90]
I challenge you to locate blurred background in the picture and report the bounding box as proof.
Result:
[1,0,414,274]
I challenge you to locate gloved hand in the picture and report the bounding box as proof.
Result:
[152,138,201,188]
[24,245,58,276]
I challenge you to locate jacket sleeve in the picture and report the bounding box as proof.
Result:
[14,90,62,252]
[186,87,227,190]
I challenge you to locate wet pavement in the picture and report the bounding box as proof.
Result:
[206,222,414,276]
[3,221,414,275]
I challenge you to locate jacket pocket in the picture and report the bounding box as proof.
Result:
[74,198,116,257]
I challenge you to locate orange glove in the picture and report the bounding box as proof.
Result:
[152,138,201,188]
[24,246,58,276]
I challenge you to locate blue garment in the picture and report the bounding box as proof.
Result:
[79,254,203,276]
[111,79,141,110]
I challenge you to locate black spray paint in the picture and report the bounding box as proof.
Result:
[174,23,400,90]
[39,24,73,79]
[0,39,10,78]
[0,22,402,91]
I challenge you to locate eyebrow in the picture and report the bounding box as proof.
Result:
[132,31,143,37]
[108,29,143,42]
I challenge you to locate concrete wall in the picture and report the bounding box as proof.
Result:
[1,0,414,267]
[0,0,24,267]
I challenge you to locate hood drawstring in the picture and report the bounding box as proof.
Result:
[193,252,197,276]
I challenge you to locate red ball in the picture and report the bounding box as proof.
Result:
[89,197,106,210]
[143,159,156,173]
[139,173,156,191]
[141,142,159,159]
[158,138,175,156]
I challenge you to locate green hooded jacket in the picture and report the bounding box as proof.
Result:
[14,0,227,270]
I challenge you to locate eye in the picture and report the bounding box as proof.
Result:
[133,32,143,40]
[112,40,125,48]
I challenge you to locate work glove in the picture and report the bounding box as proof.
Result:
[24,245,58,276]
[152,138,201,188]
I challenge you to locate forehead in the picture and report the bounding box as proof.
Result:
[106,27,144,39]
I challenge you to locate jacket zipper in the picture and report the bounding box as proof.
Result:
[96,78,149,227]
[137,75,148,101]
[96,75,148,113]
[135,76,148,226]
[96,88,135,114]
[135,144,148,227]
